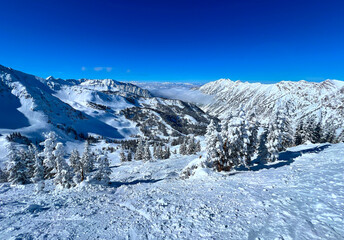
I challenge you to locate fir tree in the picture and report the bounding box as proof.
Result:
[134,139,144,160]
[143,141,152,161]
[93,152,112,184]
[53,143,73,188]
[127,151,132,162]
[257,126,269,164]
[80,141,94,181]
[120,151,127,162]
[25,144,37,179]
[7,143,28,185]
[40,131,57,178]
[179,141,187,155]
[69,149,81,173]
[205,120,224,170]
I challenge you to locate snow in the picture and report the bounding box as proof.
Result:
[1,143,343,239]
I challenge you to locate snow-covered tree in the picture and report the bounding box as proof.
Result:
[134,139,144,160]
[153,144,163,159]
[69,149,81,173]
[32,145,44,182]
[40,131,57,178]
[163,146,171,159]
[257,126,269,164]
[32,146,45,192]
[186,136,196,155]
[247,112,259,160]
[294,120,306,145]
[120,151,126,162]
[127,151,132,162]
[205,120,224,170]
[53,143,73,188]
[143,141,152,161]
[195,140,201,153]
[7,143,28,185]
[25,144,37,179]
[93,152,112,184]
[80,141,94,181]
[266,108,293,162]
[179,141,187,155]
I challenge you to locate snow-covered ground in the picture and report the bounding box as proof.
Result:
[1,143,343,239]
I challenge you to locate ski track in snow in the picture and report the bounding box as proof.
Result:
[0,143,343,239]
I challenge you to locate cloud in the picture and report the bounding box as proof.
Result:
[94,67,113,72]
[132,82,213,105]
[94,67,104,71]
[81,66,87,71]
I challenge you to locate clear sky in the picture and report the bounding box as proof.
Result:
[0,0,343,83]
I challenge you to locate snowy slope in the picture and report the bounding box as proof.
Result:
[0,65,214,141]
[198,78,344,136]
[0,143,343,239]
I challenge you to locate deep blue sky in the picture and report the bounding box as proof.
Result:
[0,0,343,83]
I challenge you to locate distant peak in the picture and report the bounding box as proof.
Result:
[46,76,55,81]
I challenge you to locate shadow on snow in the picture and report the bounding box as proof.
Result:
[236,144,331,172]
[109,179,163,188]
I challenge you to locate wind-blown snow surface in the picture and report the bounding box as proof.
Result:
[1,143,343,239]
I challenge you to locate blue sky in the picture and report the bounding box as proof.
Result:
[0,0,343,83]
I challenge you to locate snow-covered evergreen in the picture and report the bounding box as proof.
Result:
[53,143,73,188]
[92,152,112,184]
[80,141,95,181]
[143,141,152,161]
[7,143,28,185]
[134,139,144,160]
[205,120,224,170]
[40,131,57,178]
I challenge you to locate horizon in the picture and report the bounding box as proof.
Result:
[0,0,343,83]
[2,63,343,86]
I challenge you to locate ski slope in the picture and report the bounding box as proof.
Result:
[0,143,343,239]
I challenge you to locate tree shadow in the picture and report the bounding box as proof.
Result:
[109,178,163,188]
[237,144,331,172]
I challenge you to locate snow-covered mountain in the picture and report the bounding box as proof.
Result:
[0,65,213,141]
[198,78,344,138]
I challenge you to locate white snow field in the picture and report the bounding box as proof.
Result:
[1,143,343,240]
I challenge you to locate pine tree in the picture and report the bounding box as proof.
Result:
[120,151,127,162]
[127,151,132,161]
[266,120,281,162]
[7,143,28,185]
[25,144,37,179]
[195,140,201,153]
[134,139,144,160]
[179,141,187,155]
[143,141,152,161]
[40,131,57,178]
[247,112,259,161]
[164,146,171,159]
[257,126,269,164]
[53,143,73,188]
[69,149,81,173]
[33,147,45,192]
[93,152,112,184]
[294,120,305,145]
[205,120,224,170]
[80,141,94,181]
[32,145,44,182]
